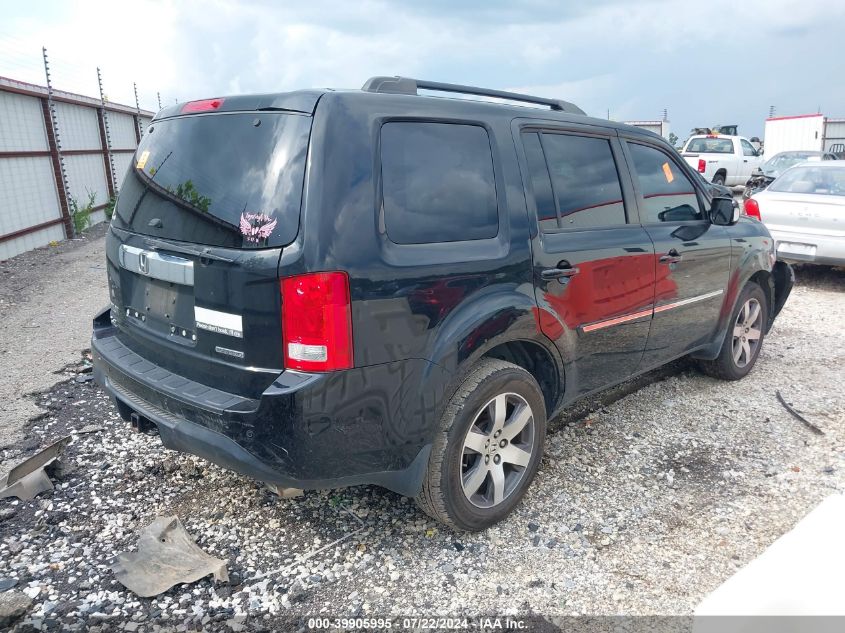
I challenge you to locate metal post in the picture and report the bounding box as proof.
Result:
[157,91,162,110]
[133,82,143,144]
[97,67,118,196]
[41,46,75,238]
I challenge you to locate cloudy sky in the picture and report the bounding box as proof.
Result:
[1,0,842,139]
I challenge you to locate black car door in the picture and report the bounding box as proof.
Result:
[517,124,656,398]
[621,138,732,367]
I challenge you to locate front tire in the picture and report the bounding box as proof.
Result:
[699,283,768,380]
[415,359,547,531]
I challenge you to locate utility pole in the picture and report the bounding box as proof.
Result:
[157,91,162,110]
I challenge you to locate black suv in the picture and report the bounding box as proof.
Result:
[92,77,793,530]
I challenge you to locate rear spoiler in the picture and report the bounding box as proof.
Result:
[155,90,326,120]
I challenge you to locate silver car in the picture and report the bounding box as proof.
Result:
[745,162,845,266]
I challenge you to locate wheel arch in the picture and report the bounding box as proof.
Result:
[480,339,560,414]
[692,249,774,360]
[426,286,564,414]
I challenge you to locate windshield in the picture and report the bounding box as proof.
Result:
[762,152,819,175]
[113,112,311,248]
[685,137,733,153]
[768,166,845,196]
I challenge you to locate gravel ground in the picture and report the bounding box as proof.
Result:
[0,225,108,448]
[0,229,843,631]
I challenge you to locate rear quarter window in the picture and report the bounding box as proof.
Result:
[380,122,498,244]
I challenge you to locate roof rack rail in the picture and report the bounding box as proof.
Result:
[361,76,585,115]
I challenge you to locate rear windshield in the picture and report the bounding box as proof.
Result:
[685,138,734,154]
[113,112,311,248]
[768,166,845,196]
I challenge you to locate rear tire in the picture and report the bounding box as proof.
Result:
[699,283,768,381]
[415,359,546,531]
[712,173,726,186]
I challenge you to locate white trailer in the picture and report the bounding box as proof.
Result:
[763,114,845,157]
[624,120,671,139]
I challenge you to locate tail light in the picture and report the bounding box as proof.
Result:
[697,159,706,173]
[281,272,353,372]
[181,98,225,113]
[744,198,761,221]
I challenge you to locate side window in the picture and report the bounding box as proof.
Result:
[628,143,703,223]
[540,133,626,228]
[521,132,558,231]
[380,122,498,244]
[741,140,757,156]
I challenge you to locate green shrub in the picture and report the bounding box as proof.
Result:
[104,194,117,221]
[69,190,96,235]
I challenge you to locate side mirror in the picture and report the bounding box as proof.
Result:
[709,197,739,226]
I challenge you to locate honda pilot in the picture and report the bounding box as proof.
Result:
[92,76,793,530]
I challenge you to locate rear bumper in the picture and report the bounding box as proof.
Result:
[91,307,441,496]
[769,228,845,266]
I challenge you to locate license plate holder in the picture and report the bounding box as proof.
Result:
[127,275,195,338]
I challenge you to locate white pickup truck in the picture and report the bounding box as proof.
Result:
[680,134,764,187]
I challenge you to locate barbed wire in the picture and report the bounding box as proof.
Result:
[0,39,171,113]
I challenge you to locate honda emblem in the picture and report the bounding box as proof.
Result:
[138,251,149,275]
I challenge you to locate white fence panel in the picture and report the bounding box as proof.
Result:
[0,156,63,260]
[0,92,48,152]
[0,157,61,233]
[109,112,137,149]
[55,101,102,151]
[64,154,108,206]
[0,224,65,261]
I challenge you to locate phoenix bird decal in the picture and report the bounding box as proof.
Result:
[239,212,278,244]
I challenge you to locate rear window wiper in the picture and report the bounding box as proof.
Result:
[142,237,235,263]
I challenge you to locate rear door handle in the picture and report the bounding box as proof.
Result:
[541,264,580,281]
[659,249,683,264]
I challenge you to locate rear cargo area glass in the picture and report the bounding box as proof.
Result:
[113,112,311,248]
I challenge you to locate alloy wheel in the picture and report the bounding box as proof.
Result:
[732,298,763,368]
[460,392,536,509]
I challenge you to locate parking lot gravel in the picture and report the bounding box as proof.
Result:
[0,231,843,631]
[0,225,108,449]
